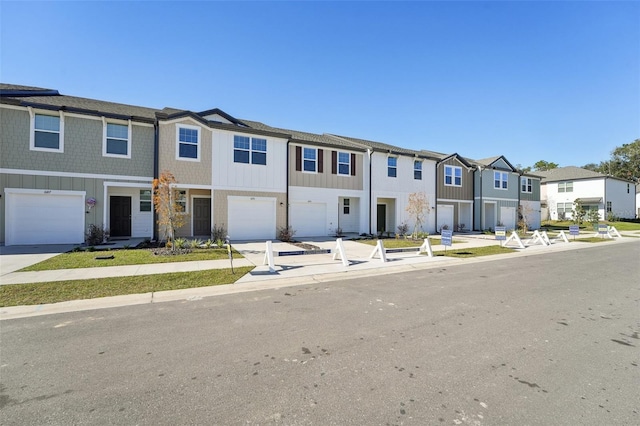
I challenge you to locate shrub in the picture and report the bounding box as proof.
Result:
[173,238,188,249]
[190,239,203,249]
[397,223,409,236]
[211,224,227,242]
[278,226,296,242]
[86,224,107,246]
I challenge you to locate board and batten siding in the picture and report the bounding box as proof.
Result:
[158,119,212,186]
[1,106,154,177]
[437,158,474,200]
[520,178,541,201]
[288,145,364,190]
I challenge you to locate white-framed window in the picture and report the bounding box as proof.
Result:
[387,156,397,178]
[606,201,612,212]
[445,165,462,186]
[414,160,422,180]
[494,171,508,190]
[140,189,152,212]
[521,177,532,193]
[176,125,200,161]
[29,109,64,152]
[103,119,131,158]
[558,182,573,193]
[343,198,350,214]
[338,152,350,175]
[175,190,187,213]
[303,147,317,172]
[557,202,572,214]
[234,135,267,165]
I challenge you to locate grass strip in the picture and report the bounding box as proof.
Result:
[0,266,254,307]
[356,238,460,248]
[430,245,515,258]
[21,248,242,271]
[572,237,616,243]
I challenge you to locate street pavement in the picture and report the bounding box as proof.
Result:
[1,232,638,320]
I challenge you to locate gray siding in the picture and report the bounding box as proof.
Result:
[476,169,519,200]
[289,145,363,190]
[437,158,473,200]
[520,178,541,201]
[1,107,154,177]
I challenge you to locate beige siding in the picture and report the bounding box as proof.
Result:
[288,145,363,190]
[437,158,474,200]
[212,189,286,234]
[158,120,212,185]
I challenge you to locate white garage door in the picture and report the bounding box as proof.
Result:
[5,189,85,245]
[437,204,454,232]
[227,196,276,240]
[290,202,327,237]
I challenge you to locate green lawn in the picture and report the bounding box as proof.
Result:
[431,245,515,258]
[20,248,241,271]
[0,267,254,307]
[542,220,640,232]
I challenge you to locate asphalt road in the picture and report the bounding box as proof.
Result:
[1,242,639,425]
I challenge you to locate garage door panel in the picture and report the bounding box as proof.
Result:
[228,197,276,241]
[6,191,85,245]
[291,202,326,237]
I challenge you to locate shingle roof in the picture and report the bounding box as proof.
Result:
[327,134,440,160]
[1,83,159,122]
[537,166,608,183]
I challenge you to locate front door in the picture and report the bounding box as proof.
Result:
[110,196,131,237]
[193,197,212,237]
[377,204,386,233]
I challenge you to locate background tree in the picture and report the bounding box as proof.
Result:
[153,170,186,250]
[582,139,639,182]
[532,160,559,171]
[405,192,431,238]
[572,199,586,225]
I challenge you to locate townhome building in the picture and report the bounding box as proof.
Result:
[328,135,439,236]
[519,172,542,230]
[0,84,156,245]
[432,153,476,232]
[155,108,291,241]
[539,166,636,221]
[471,156,521,231]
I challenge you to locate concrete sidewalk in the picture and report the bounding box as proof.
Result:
[1,234,637,319]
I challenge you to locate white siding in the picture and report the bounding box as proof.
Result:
[545,179,605,220]
[605,179,636,219]
[211,129,287,193]
[107,186,153,238]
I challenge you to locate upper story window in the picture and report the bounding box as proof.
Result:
[606,201,612,212]
[414,160,422,180]
[338,152,350,175]
[387,157,397,178]
[103,120,131,158]
[558,181,573,193]
[30,110,64,152]
[303,147,317,172]
[494,171,508,190]
[521,177,532,193]
[140,189,152,212]
[445,165,462,186]
[176,125,200,161]
[234,135,267,165]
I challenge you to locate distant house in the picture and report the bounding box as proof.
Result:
[539,166,636,220]
[637,184,640,218]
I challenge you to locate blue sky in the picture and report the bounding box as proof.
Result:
[2,1,638,169]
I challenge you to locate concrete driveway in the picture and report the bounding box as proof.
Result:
[0,244,78,276]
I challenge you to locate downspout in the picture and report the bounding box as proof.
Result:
[434,161,438,234]
[368,148,373,235]
[517,171,521,228]
[286,140,290,229]
[152,118,159,242]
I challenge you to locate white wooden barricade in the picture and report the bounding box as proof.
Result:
[555,230,570,243]
[419,238,434,257]
[332,238,350,266]
[608,226,622,238]
[527,230,549,246]
[503,231,525,249]
[263,240,276,272]
[369,239,388,262]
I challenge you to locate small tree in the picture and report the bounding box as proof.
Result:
[406,192,431,238]
[152,171,186,250]
[572,199,586,225]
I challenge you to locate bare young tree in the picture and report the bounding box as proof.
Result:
[406,192,431,238]
[152,170,186,250]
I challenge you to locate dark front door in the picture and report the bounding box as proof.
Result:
[110,196,132,237]
[377,204,386,233]
[193,197,212,237]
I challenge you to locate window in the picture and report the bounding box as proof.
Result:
[494,171,508,189]
[140,189,152,212]
[176,125,200,160]
[557,202,572,214]
[234,135,267,165]
[103,120,131,157]
[31,112,63,152]
[414,160,422,180]
[175,190,187,213]
[444,165,462,186]
[343,198,350,214]
[521,177,532,193]
[338,152,350,175]
[606,201,612,212]
[303,147,317,172]
[558,182,573,193]
[627,184,630,194]
[387,157,397,178]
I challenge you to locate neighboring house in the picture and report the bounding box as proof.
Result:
[637,184,640,218]
[0,84,156,245]
[155,108,291,241]
[539,166,636,221]
[329,134,439,236]
[471,156,521,231]
[519,172,542,230]
[432,153,476,232]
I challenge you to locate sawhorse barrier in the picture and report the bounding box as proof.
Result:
[369,238,434,263]
[263,238,350,272]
